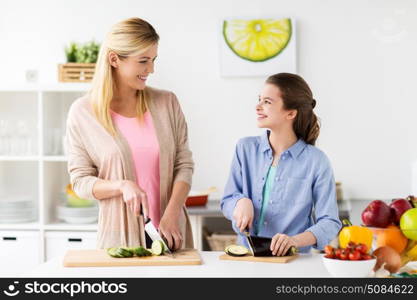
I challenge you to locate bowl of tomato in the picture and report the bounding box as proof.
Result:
[321,242,377,277]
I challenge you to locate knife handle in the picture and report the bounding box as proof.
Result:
[139,204,150,223]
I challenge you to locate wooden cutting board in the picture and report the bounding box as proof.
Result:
[219,253,298,263]
[63,249,202,267]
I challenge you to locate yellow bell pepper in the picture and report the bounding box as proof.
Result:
[338,219,373,250]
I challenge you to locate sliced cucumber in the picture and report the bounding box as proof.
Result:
[133,246,153,257]
[116,247,133,258]
[225,245,249,257]
[107,246,153,258]
[107,247,123,258]
[151,240,164,256]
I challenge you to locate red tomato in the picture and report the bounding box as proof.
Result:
[324,254,335,259]
[347,241,356,249]
[348,250,361,261]
[324,245,333,255]
[362,254,373,260]
[335,248,342,259]
[356,244,368,254]
[340,250,349,260]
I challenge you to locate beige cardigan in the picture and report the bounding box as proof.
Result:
[66,87,194,249]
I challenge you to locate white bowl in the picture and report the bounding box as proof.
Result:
[58,215,98,224]
[322,255,377,277]
[57,205,98,217]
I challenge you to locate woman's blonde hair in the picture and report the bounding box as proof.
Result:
[89,17,159,136]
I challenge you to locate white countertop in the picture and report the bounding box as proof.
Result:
[23,251,332,278]
[22,251,417,278]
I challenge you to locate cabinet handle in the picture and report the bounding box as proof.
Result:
[2,237,17,241]
[68,238,82,242]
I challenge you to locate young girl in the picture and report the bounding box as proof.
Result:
[221,73,341,255]
[66,18,194,250]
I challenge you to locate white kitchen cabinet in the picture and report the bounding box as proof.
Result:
[0,84,95,272]
[0,83,210,276]
[45,231,97,261]
[0,230,41,276]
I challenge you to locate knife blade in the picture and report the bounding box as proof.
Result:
[144,218,174,256]
[243,230,255,256]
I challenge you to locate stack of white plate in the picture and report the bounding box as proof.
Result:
[0,196,36,223]
[57,204,98,224]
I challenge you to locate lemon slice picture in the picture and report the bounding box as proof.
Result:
[223,18,292,62]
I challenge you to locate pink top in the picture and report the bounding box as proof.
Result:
[111,110,161,228]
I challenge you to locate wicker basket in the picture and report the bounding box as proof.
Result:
[205,232,237,251]
[58,63,95,82]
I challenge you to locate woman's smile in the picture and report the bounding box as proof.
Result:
[138,75,148,82]
[257,113,267,120]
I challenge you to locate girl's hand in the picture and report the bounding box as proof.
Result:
[159,208,183,250]
[233,198,254,232]
[119,180,149,219]
[270,233,298,256]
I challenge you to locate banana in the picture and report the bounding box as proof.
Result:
[400,240,417,266]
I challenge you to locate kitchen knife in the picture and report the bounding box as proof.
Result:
[243,230,255,256]
[144,218,173,255]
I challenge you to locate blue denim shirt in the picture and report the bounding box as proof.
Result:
[221,131,342,253]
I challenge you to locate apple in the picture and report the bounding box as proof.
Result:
[390,198,412,224]
[400,208,417,240]
[361,200,392,228]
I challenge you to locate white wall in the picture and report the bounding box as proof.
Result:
[1,0,416,200]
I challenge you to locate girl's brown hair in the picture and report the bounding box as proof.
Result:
[266,73,320,145]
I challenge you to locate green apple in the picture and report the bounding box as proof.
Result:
[400,208,417,240]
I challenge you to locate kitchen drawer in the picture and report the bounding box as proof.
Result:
[45,231,97,261]
[0,230,41,276]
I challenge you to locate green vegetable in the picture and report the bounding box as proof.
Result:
[151,240,164,256]
[106,246,153,258]
[116,247,134,257]
[107,247,124,258]
[133,246,153,257]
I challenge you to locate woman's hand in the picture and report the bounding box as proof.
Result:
[119,180,149,219]
[233,198,254,232]
[270,233,298,256]
[159,208,183,251]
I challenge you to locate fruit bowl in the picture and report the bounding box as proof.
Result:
[322,255,377,277]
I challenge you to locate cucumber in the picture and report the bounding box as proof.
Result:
[225,245,249,257]
[106,246,152,258]
[133,246,153,257]
[116,247,133,258]
[107,247,124,258]
[107,247,117,258]
[151,240,164,256]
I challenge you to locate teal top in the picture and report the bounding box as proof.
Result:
[256,165,277,235]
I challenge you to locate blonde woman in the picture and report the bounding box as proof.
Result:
[66,17,194,250]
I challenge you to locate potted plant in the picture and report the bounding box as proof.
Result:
[58,40,100,82]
